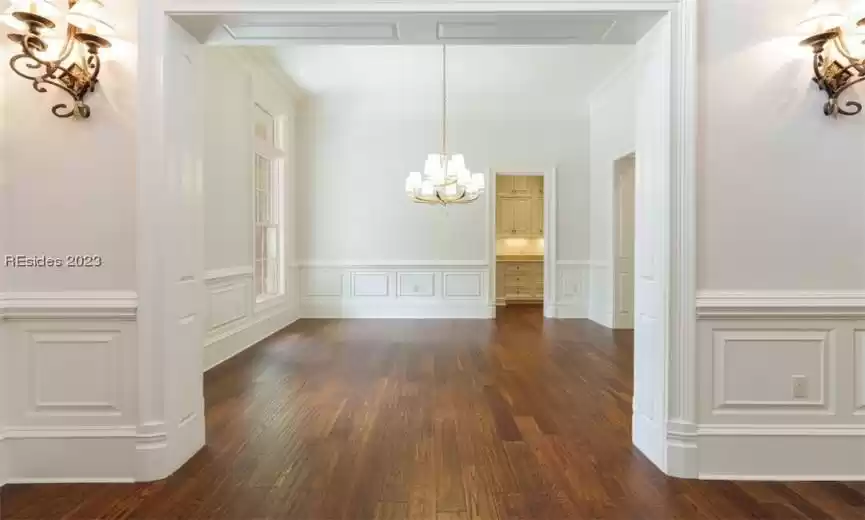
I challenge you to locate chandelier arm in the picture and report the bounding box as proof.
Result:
[55,25,81,65]
[831,33,865,67]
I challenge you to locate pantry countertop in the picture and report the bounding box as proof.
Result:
[496,254,543,263]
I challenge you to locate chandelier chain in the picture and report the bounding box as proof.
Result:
[441,44,447,159]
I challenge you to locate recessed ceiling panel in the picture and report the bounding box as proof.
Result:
[223,22,400,41]
[437,19,615,42]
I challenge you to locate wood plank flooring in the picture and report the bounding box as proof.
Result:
[2,306,864,519]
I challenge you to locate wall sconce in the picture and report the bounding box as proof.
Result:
[3,0,114,119]
[799,1,865,117]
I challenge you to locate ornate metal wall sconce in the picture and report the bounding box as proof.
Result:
[3,0,114,119]
[799,2,865,117]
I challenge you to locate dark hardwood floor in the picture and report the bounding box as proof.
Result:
[3,305,864,519]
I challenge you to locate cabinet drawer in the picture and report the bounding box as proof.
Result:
[503,263,539,275]
[504,274,530,287]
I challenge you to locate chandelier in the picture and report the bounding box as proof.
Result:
[405,45,485,205]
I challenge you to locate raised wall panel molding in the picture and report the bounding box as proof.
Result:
[302,268,344,297]
[299,260,488,268]
[443,272,483,299]
[397,272,436,298]
[711,328,833,415]
[350,272,390,297]
[697,291,865,319]
[300,263,490,318]
[856,330,865,415]
[27,330,123,417]
[0,292,138,320]
[204,265,254,280]
[206,278,251,333]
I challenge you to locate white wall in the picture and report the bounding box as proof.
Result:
[694,0,865,479]
[201,47,303,368]
[0,0,138,484]
[1,1,138,293]
[587,53,636,328]
[289,45,631,317]
[698,0,865,291]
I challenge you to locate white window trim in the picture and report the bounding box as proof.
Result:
[252,103,287,309]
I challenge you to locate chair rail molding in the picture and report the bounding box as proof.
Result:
[0,292,138,320]
[697,291,865,319]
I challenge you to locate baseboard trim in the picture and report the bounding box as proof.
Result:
[699,473,865,481]
[205,304,298,371]
[4,432,137,483]
[300,301,494,319]
[697,425,865,480]
[550,303,588,319]
[0,433,7,487]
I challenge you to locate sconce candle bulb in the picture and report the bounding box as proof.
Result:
[3,0,113,119]
[798,0,865,117]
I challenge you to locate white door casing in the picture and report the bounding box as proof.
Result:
[136,14,207,481]
[163,18,207,470]
[632,14,672,471]
[487,168,557,318]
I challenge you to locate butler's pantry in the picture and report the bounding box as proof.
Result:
[495,173,546,307]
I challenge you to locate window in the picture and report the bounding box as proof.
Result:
[253,103,284,302]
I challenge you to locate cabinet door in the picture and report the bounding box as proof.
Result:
[530,198,544,237]
[530,176,544,198]
[499,198,517,235]
[497,176,513,195]
[511,176,531,196]
[512,198,532,234]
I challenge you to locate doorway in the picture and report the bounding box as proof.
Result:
[613,153,636,330]
[141,2,697,480]
[488,169,556,318]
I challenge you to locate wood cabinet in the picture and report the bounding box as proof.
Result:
[496,175,544,238]
[498,175,532,197]
[497,261,543,303]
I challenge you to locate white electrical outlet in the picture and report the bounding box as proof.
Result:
[792,375,808,399]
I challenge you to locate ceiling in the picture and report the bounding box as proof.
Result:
[275,45,634,101]
[175,11,664,45]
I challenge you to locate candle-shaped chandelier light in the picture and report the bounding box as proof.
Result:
[3,0,115,119]
[405,45,485,205]
[798,0,865,117]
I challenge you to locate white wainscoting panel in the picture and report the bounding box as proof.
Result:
[856,330,865,415]
[203,266,298,371]
[711,328,832,414]
[351,272,390,297]
[397,272,435,298]
[587,262,613,326]
[0,292,140,483]
[300,263,492,319]
[553,261,590,319]
[443,272,483,299]
[207,281,250,332]
[695,291,865,480]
